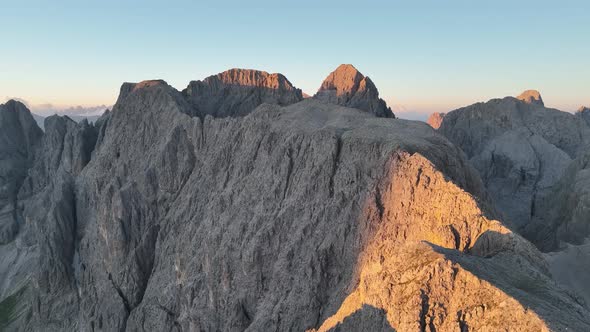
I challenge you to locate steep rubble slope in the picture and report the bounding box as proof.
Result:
[15,80,589,331]
[314,64,394,118]
[437,92,590,246]
[182,69,303,118]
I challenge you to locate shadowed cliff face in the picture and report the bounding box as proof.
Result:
[576,106,590,127]
[0,100,43,244]
[437,94,590,250]
[434,93,590,318]
[182,69,303,118]
[3,72,590,331]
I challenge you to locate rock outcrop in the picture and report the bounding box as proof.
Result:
[426,112,446,129]
[0,100,43,244]
[576,106,590,127]
[517,89,544,106]
[314,64,395,118]
[437,94,590,245]
[182,69,303,118]
[19,115,98,197]
[526,152,590,249]
[0,101,43,331]
[0,113,99,330]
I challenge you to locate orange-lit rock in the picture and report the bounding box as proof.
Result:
[183,68,303,117]
[517,89,544,106]
[314,64,395,118]
[426,112,446,129]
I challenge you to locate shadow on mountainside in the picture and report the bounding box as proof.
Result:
[328,304,396,332]
[427,232,590,331]
[183,84,303,118]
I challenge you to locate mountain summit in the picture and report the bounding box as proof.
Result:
[516,89,544,106]
[314,64,394,118]
[426,112,446,129]
[183,68,303,117]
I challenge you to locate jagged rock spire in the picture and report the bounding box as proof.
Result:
[516,90,544,106]
[314,64,394,118]
[427,112,446,129]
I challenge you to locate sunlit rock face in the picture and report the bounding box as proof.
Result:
[426,112,446,129]
[517,89,544,106]
[314,64,395,118]
[183,69,303,118]
[3,71,590,331]
[437,94,590,250]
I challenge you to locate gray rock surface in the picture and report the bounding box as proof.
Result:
[314,64,394,118]
[0,101,42,329]
[437,95,590,248]
[437,93,590,322]
[0,107,100,330]
[19,115,97,197]
[0,100,43,244]
[526,152,590,250]
[576,106,590,127]
[182,69,303,118]
[3,73,590,331]
[544,241,590,307]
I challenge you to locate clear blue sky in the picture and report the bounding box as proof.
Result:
[1,0,588,119]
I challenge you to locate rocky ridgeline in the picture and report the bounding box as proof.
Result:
[0,100,43,244]
[182,69,304,117]
[576,106,590,127]
[1,70,589,331]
